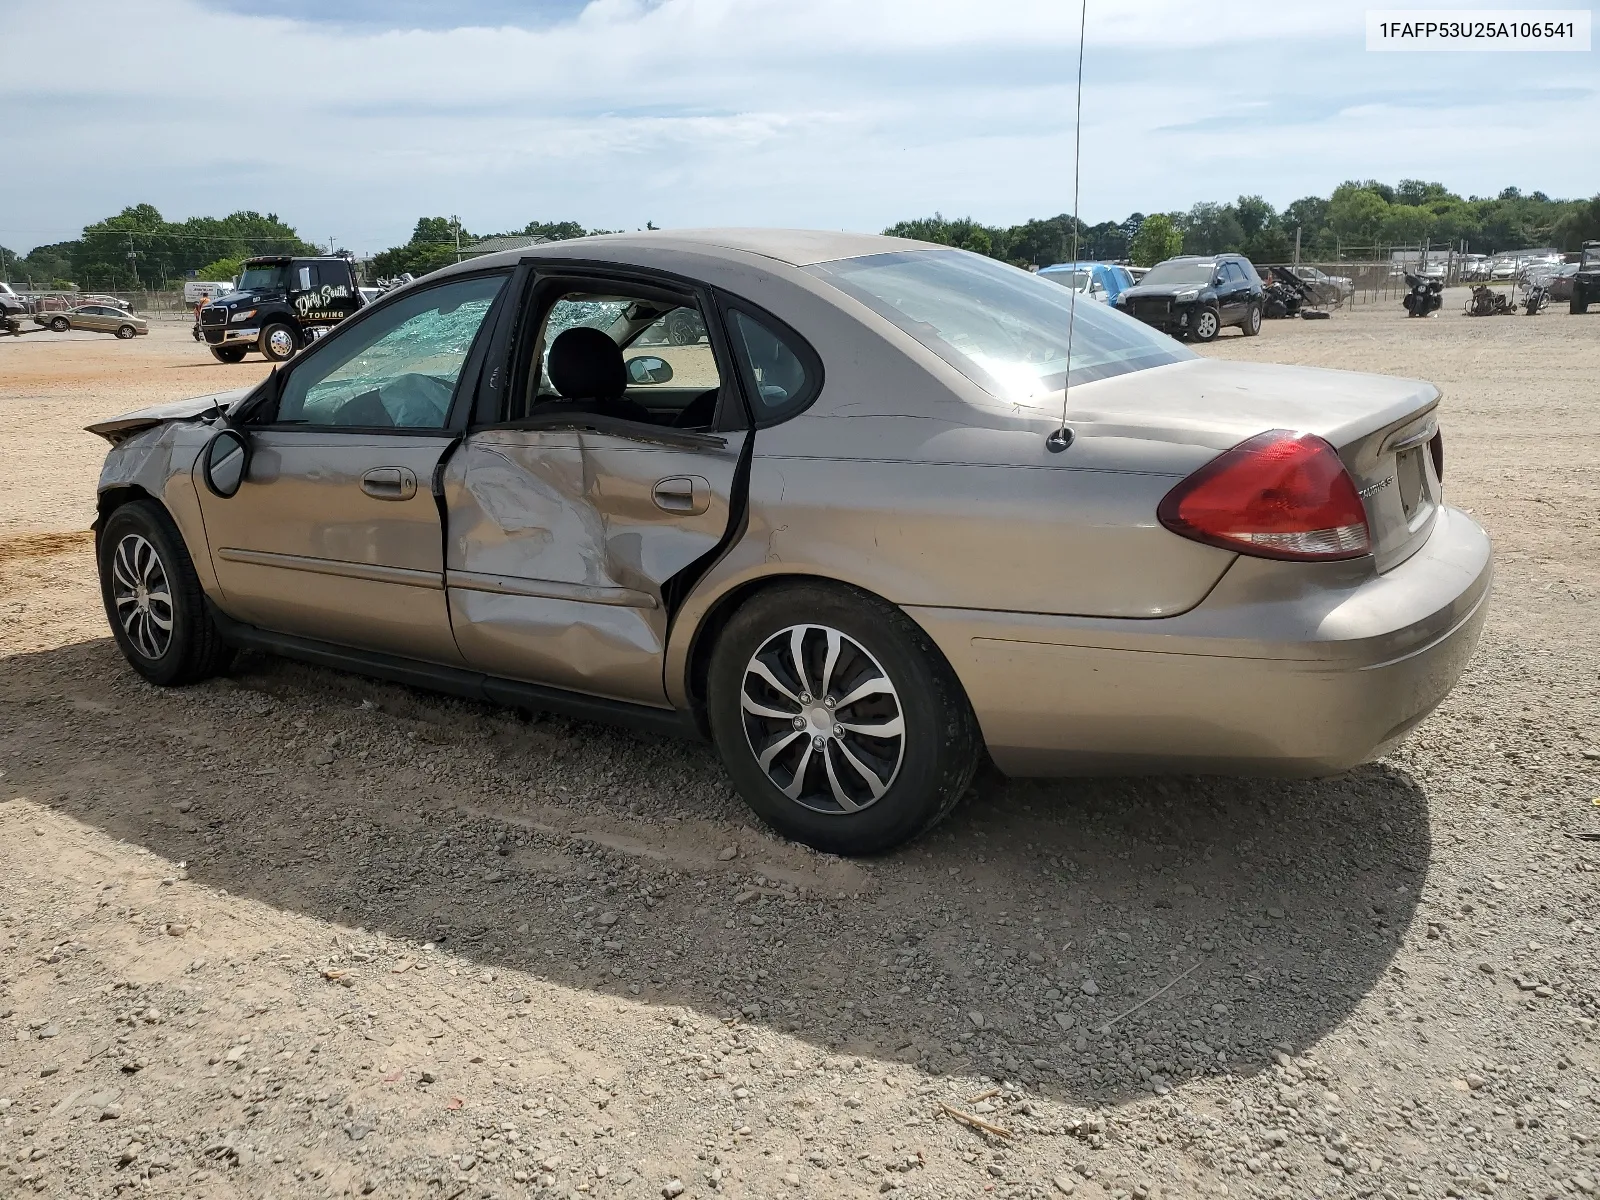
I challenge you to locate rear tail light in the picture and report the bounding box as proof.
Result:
[1158,430,1372,561]
[1429,428,1444,482]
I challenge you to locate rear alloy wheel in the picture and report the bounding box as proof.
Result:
[98,500,233,687]
[260,320,299,362]
[708,582,981,855]
[49,316,69,332]
[1191,307,1221,342]
[116,324,137,340]
[210,345,248,364]
[1241,302,1262,336]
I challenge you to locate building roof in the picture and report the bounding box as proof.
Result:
[461,234,551,256]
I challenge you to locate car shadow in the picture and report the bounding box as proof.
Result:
[1,638,1429,1109]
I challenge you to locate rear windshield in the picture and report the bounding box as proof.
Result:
[806,249,1190,405]
[1140,260,1216,286]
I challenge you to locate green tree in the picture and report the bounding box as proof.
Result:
[1179,202,1244,255]
[1128,214,1182,266]
[370,216,471,278]
[1553,195,1600,249]
[882,213,1005,258]
[68,204,315,289]
[522,220,590,241]
[1328,186,1391,244]
[1234,195,1275,241]
[1379,204,1432,245]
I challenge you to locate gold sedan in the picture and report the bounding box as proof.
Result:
[35,304,148,339]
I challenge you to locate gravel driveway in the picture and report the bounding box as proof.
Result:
[1,300,1596,1199]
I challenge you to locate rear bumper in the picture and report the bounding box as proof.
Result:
[907,505,1492,777]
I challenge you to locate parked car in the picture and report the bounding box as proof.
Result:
[86,230,1489,856]
[1547,262,1580,303]
[1113,253,1265,341]
[1037,261,1134,304]
[36,304,147,339]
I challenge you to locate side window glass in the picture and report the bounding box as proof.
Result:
[275,273,506,430]
[626,306,720,392]
[727,309,819,425]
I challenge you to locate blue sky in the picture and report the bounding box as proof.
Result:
[2,0,1596,256]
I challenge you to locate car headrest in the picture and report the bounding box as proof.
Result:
[547,326,626,402]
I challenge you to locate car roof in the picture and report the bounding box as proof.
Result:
[438,228,944,274]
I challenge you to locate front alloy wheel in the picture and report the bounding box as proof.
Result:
[1192,308,1221,342]
[109,533,174,659]
[98,499,233,686]
[739,624,906,814]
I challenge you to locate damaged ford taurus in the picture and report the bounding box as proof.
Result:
[87,230,1491,855]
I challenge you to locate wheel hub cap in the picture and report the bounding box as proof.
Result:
[740,623,905,815]
[110,533,174,660]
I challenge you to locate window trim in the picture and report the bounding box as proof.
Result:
[237,267,514,436]
[714,293,825,430]
[488,262,750,440]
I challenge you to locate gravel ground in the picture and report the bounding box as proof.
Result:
[1,299,1597,1200]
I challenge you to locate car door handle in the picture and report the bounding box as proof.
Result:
[360,467,417,501]
[652,475,710,515]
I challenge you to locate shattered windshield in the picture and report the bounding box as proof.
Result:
[807,249,1190,406]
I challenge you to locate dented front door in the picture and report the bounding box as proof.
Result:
[442,427,746,706]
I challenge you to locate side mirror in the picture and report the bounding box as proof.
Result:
[626,355,673,385]
[201,428,251,498]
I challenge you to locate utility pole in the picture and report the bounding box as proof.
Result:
[453,216,462,263]
[126,233,139,292]
[1293,227,1301,268]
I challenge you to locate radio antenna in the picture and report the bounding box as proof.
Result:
[1047,0,1089,453]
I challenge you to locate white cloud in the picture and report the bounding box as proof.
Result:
[1,0,1595,254]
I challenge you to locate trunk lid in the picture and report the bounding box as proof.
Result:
[1071,358,1442,571]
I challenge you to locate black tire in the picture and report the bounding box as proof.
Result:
[1241,302,1262,336]
[98,500,233,687]
[1190,307,1221,342]
[210,345,248,364]
[49,316,69,332]
[706,582,981,856]
[1572,293,1589,315]
[260,320,299,362]
[116,324,137,340]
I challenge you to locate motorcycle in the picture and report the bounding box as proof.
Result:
[1466,285,1516,317]
[1521,272,1551,316]
[1402,272,1443,317]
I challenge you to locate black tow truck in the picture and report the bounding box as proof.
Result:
[199,253,361,363]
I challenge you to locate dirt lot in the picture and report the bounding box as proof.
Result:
[2,301,1597,1200]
